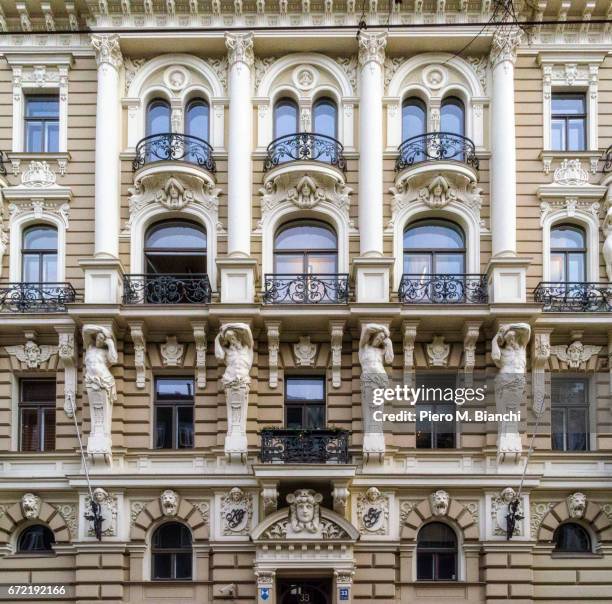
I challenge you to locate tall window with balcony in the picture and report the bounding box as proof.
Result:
[415,374,456,449]
[22,225,57,283]
[264,220,348,303]
[143,99,171,163]
[285,376,326,430]
[551,377,590,452]
[154,377,195,450]
[402,97,427,162]
[19,379,56,452]
[24,95,59,153]
[551,93,587,151]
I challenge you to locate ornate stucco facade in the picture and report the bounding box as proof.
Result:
[0,1,611,603]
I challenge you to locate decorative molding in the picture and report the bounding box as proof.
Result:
[20,160,56,187]
[221,487,253,535]
[491,488,523,537]
[160,336,184,367]
[207,55,229,91]
[91,33,123,69]
[531,329,551,415]
[21,493,41,519]
[336,55,358,94]
[383,56,402,93]
[160,489,179,517]
[293,336,317,367]
[128,322,147,389]
[430,490,450,516]
[85,488,118,537]
[358,31,387,68]
[462,322,480,383]
[261,484,279,516]
[56,326,77,418]
[553,159,589,186]
[124,57,147,93]
[402,321,419,387]
[490,27,522,68]
[356,487,389,535]
[192,322,207,389]
[466,55,487,93]
[539,197,601,227]
[293,64,318,90]
[265,321,280,389]
[530,501,555,539]
[189,500,210,525]
[426,335,450,367]
[55,503,77,539]
[225,32,254,68]
[332,485,349,516]
[5,331,57,369]
[550,339,601,370]
[567,492,587,519]
[329,321,345,389]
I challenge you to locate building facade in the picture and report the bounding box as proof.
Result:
[0,1,611,603]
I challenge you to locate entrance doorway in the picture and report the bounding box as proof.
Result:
[277,578,332,604]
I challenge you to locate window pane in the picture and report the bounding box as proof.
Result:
[24,226,58,250]
[305,404,325,429]
[567,118,586,151]
[418,522,456,547]
[153,553,172,579]
[46,121,60,152]
[437,553,456,580]
[402,99,426,142]
[175,553,193,579]
[26,97,59,117]
[567,253,586,281]
[42,408,56,451]
[18,525,54,552]
[274,254,305,273]
[155,378,194,402]
[551,226,585,249]
[417,552,434,580]
[555,524,590,552]
[275,223,337,250]
[305,253,337,274]
[147,100,171,136]
[550,253,565,282]
[43,254,58,282]
[553,379,587,406]
[567,408,588,451]
[441,98,464,136]
[286,377,324,401]
[274,99,298,138]
[286,406,303,429]
[313,99,337,138]
[404,222,464,250]
[22,255,41,282]
[434,254,465,275]
[177,406,194,448]
[551,408,565,450]
[552,95,586,115]
[186,101,209,140]
[404,253,432,275]
[155,406,173,449]
[22,380,56,403]
[146,222,206,250]
[551,119,565,151]
[20,408,40,451]
[26,121,44,153]
[416,404,433,448]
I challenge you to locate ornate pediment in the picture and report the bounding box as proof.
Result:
[252,489,359,543]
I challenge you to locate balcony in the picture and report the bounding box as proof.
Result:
[534,282,612,312]
[133,132,215,172]
[260,428,350,464]
[395,132,479,173]
[123,274,212,305]
[264,132,346,172]
[0,282,76,312]
[262,274,349,304]
[399,274,488,304]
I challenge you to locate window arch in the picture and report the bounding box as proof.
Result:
[274,97,299,139]
[441,96,465,137]
[151,522,193,580]
[417,522,458,581]
[403,219,465,275]
[185,99,209,141]
[313,97,337,138]
[22,225,58,282]
[553,523,591,553]
[146,98,171,136]
[402,97,427,142]
[550,224,586,283]
[17,525,55,553]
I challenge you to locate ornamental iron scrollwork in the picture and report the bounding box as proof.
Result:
[0,282,77,312]
[263,273,349,304]
[395,132,479,172]
[123,274,212,305]
[264,133,347,172]
[260,428,350,464]
[534,282,612,312]
[133,133,216,173]
[398,274,488,304]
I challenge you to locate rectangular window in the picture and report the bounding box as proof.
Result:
[284,376,326,429]
[24,95,60,153]
[154,377,194,449]
[416,374,457,449]
[551,93,586,151]
[19,379,56,452]
[551,377,589,452]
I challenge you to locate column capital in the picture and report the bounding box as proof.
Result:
[91,33,123,69]
[225,32,254,68]
[358,31,387,68]
[490,26,522,69]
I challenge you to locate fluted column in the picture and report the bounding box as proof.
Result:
[358,31,386,257]
[226,32,253,258]
[91,34,122,259]
[490,28,521,258]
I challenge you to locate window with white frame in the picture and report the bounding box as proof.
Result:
[551,93,587,152]
[551,376,590,452]
[24,95,60,153]
[550,224,586,283]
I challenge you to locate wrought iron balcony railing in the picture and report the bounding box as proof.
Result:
[399,274,488,304]
[263,273,349,304]
[0,282,76,312]
[602,145,612,173]
[264,132,346,172]
[534,282,612,312]
[395,132,479,172]
[123,274,212,305]
[132,133,216,172]
[260,428,350,464]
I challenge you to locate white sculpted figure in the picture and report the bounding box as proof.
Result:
[567,492,587,519]
[21,493,41,519]
[215,324,254,459]
[214,323,254,387]
[359,324,394,460]
[287,489,323,534]
[160,489,179,517]
[491,323,531,460]
[83,325,117,458]
[430,490,450,516]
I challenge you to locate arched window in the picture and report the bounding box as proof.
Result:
[151,522,192,580]
[403,219,465,275]
[553,523,591,553]
[313,97,337,139]
[146,99,171,136]
[17,525,55,553]
[185,99,209,141]
[274,97,299,139]
[145,220,207,276]
[441,97,465,137]
[22,225,58,282]
[402,97,427,142]
[551,224,586,282]
[274,220,338,274]
[417,522,458,581]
